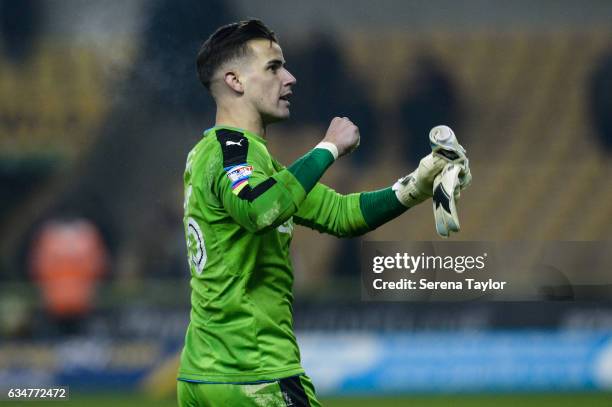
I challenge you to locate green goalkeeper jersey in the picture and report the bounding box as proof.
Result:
[178,125,371,383]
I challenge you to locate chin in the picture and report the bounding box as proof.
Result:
[263,110,290,124]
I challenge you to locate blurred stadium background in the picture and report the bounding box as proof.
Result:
[1,0,612,405]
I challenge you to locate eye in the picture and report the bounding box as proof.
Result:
[267,61,285,73]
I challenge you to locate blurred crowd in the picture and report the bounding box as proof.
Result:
[0,0,611,338]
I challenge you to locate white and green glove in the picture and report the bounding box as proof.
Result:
[429,125,471,237]
[392,153,447,208]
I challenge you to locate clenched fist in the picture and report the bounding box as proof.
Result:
[322,117,360,158]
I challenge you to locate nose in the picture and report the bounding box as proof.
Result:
[284,69,297,86]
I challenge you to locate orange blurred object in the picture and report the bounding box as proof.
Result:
[30,219,108,318]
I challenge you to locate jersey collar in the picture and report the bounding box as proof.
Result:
[205,125,267,145]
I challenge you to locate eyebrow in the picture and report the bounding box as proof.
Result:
[266,59,285,67]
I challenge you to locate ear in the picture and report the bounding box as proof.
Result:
[223,71,244,94]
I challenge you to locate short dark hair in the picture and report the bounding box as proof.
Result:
[196,19,278,90]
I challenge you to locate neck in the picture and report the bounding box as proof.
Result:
[215,104,266,139]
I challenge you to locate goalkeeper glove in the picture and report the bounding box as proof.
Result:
[429,125,471,237]
[392,153,447,208]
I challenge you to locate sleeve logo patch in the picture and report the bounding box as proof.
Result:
[225,164,253,194]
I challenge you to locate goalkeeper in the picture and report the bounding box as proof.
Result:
[178,19,469,407]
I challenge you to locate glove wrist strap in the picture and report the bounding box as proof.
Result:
[392,176,428,208]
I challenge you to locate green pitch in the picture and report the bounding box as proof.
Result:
[4,392,611,407]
